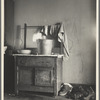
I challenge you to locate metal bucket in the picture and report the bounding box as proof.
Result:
[37,39,55,55]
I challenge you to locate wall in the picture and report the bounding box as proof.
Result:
[5,0,14,48]
[14,0,96,84]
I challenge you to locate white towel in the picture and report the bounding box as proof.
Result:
[58,22,69,57]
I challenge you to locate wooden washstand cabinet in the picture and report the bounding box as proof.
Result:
[13,54,63,97]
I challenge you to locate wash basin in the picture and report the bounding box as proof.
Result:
[17,49,31,54]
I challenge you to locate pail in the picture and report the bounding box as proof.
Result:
[37,39,55,55]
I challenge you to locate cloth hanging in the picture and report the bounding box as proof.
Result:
[46,23,61,39]
[58,22,69,57]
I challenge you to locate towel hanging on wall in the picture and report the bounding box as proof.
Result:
[58,22,69,57]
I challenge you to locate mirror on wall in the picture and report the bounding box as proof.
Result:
[24,23,61,49]
[24,24,43,49]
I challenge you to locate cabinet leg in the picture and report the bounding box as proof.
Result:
[15,89,19,95]
[17,90,19,95]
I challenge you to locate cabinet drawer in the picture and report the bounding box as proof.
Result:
[17,56,56,67]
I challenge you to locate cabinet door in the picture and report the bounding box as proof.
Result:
[17,66,54,93]
[35,68,54,86]
[18,67,54,86]
[19,67,35,85]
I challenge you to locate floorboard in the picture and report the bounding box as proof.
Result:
[4,93,72,100]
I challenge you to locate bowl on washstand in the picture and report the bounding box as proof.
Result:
[17,49,31,54]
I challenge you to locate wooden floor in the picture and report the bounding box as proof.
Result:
[4,93,72,100]
[4,84,95,100]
